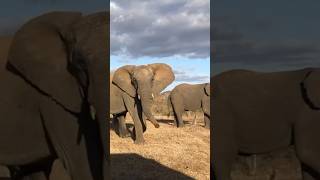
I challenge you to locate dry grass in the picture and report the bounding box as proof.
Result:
[110,115,210,180]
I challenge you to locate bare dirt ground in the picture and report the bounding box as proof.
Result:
[110,114,210,180]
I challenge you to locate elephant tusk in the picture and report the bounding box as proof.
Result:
[138,95,141,100]
[152,93,154,99]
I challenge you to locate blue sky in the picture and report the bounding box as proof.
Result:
[110,0,210,91]
[212,0,320,75]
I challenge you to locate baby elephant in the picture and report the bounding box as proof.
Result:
[169,83,210,128]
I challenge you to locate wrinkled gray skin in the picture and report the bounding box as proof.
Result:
[110,63,175,144]
[168,83,210,128]
[0,11,109,180]
[212,68,320,180]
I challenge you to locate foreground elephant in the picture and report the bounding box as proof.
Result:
[0,11,109,180]
[0,37,12,68]
[168,83,210,128]
[110,63,175,144]
[212,68,320,180]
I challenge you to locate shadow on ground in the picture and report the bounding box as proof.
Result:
[111,153,194,180]
[156,119,193,126]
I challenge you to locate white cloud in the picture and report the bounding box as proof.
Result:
[173,70,210,83]
[111,0,210,59]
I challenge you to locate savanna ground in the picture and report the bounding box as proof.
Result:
[110,116,302,180]
[110,92,304,180]
[110,113,210,180]
[110,91,210,179]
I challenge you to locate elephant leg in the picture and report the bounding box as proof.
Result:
[202,96,210,129]
[174,109,184,128]
[123,94,145,144]
[294,113,320,180]
[176,110,184,127]
[39,98,102,180]
[117,115,130,138]
[172,113,178,127]
[142,113,147,132]
[212,98,237,180]
[170,95,185,127]
[171,103,184,127]
[204,114,210,129]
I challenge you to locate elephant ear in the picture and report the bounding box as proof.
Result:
[303,70,320,109]
[6,12,83,112]
[112,65,137,97]
[148,63,175,97]
[204,83,210,96]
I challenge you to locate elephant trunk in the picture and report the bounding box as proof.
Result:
[138,83,160,128]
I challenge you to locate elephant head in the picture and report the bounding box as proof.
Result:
[6,11,109,166]
[112,63,174,125]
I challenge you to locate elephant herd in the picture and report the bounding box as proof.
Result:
[0,11,210,179]
[110,63,211,144]
[2,8,319,180]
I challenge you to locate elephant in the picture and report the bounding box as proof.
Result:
[110,63,175,144]
[212,68,320,180]
[168,83,210,128]
[0,11,109,180]
[0,37,12,67]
